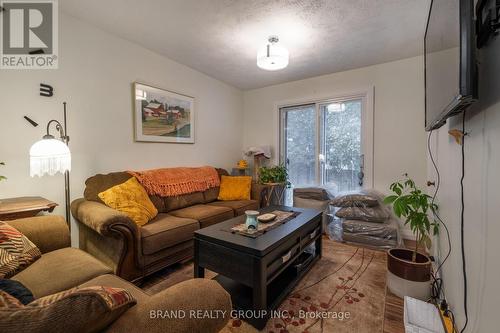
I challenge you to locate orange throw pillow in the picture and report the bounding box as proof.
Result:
[217,176,252,201]
[98,177,158,226]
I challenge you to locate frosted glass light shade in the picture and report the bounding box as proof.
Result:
[30,138,71,177]
[257,42,289,71]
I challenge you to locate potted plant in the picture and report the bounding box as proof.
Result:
[258,164,289,185]
[383,174,438,300]
[258,165,290,205]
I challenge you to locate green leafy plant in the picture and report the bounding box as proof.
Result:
[258,165,289,186]
[384,174,438,262]
[0,162,5,182]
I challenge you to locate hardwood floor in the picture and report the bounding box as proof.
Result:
[384,291,405,333]
[142,237,412,333]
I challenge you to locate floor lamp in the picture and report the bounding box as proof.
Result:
[29,102,71,227]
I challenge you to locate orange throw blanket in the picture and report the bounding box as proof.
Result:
[128,166,220,197]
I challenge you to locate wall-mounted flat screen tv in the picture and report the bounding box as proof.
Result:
[425,0,478,131]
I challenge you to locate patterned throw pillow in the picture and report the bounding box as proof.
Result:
[0,222,42,278]
[98,177,158,227]
[0,286,136,333]
[0,290,24,309]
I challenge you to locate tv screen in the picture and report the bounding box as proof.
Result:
[425,0,477,131]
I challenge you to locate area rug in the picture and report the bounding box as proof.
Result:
[141,239,388,333]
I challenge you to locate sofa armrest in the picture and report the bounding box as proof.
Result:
[6,215,70,253]
[108,279,232,333]
[71,198,138,237]
[251,182,269,207]
[71,198,143,280]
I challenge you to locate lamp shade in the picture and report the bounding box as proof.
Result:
[30,138,71,177]
[257,37,289,71]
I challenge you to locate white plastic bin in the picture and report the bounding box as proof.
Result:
[404,296,445,333]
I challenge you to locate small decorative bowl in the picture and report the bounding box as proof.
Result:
[257,213,277,223]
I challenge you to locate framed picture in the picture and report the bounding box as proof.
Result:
[133,82,195,143]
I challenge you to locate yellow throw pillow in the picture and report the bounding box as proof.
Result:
[98,177,158,226]
[217,176,252,201]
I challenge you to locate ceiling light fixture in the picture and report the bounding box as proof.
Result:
[257,36,289,71]
[327,103,347,112]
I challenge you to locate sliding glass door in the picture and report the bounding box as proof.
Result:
[320,99,363,192]
[281,104,317,187]
[280,96,368,194]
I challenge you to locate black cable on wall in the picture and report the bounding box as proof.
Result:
[460,110,469,333]
[427,130,452,302]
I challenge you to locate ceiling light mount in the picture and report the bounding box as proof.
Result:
[257,35,289,71]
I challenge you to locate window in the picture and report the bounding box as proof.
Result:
[279,93,372,195]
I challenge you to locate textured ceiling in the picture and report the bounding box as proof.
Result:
[61,0,432,90]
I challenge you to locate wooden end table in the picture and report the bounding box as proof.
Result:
[262,183,287,206]
[0,196,58,221]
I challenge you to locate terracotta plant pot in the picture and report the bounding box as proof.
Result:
[386,248,432,300]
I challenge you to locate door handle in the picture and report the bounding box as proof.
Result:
[358,154,365,186]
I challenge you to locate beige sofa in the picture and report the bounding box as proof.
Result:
[6,215,231,333]
[71,168,267,281]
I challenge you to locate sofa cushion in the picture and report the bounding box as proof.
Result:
[208,200,258,216]
[84,171,133,203]
[143,240,193,267]
[11,248,112,298]
[141,214,199,255]
[169,204,234,228]
[203,187,220,203]
[163,192,205,212]
[0,222,42,278]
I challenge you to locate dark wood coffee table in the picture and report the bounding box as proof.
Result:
[194,206,322,329]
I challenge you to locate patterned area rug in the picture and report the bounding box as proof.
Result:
[141,239,387,333]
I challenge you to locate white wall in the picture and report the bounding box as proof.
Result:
[243,56,427,195]
[0,13,244,238]
[429,38,500,331]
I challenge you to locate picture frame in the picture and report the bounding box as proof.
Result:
[133,82,195,143]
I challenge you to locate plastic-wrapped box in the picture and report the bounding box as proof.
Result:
[341,217,400,248]
[327,189,402,249]
[293,187,333,232]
